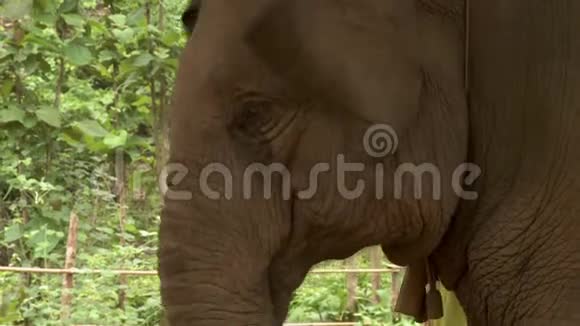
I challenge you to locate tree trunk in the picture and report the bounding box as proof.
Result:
[115,150,128,310]
[20,204,31,326]
[345,254,358,316]
[369,246,382,305]
[60,211,79,321]
[154,0,170,174]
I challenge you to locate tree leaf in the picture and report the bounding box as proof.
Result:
[74,120,108,137]
[3,224,22,243]
[83,135,108,152]
[103,130,128,149]
[63,44,92,66]
[108,14,126,26]
[161,30,182,46]
[126,7,146,26]
[24,33,61,52]
[1,80,15,97]
[0,46,11,60]
[0,107,25,123]
[131,96,151,107]
[112,28,135,44]
[58,0,78,13]
[27,226,62,258]
[1,0,33,19]
[36,107,61,128]
[98,50,117,62]
[87,19,107,34]
[163,58,178,70]
[22,116,38,129]
[61,13,85,27]
[60,129,84,148]
[133,53,154,67]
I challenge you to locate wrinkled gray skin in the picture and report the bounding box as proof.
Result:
[159,0,580,325]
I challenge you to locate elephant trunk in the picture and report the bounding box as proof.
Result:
[159,201,276,325]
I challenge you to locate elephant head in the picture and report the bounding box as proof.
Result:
[160,0,580,325]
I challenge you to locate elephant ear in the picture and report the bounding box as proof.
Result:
[245,0,423,130]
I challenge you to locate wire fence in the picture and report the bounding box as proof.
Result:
[0,264,406,326]
[1,213,407,325]
[0,266,402,275]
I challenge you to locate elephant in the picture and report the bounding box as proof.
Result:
[159,0,580,325]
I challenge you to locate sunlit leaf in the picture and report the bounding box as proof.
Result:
[87,19,107,34]
[125,223,138,234]
[131,96,151,107]
[103,130,128,149]
[83,135,109,152]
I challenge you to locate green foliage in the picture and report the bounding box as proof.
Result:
[288,260,416,326]
[0,0,187,324]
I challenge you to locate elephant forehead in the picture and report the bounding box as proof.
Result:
[192,0,275,35]
[244,0,422,131]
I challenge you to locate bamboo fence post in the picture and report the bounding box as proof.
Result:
[345,254,358,315]
[115,149,128,310]
[60,211,79,321]
[369,246,382,305]
[391,266,401,323]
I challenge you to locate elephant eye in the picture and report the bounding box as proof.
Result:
[182,1,201,33]
[231,98,278,140]
[228,93,301,160]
